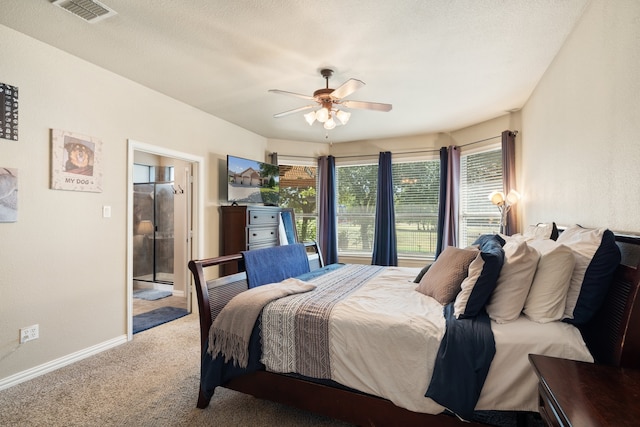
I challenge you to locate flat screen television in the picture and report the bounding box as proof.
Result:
[227,155,280,205]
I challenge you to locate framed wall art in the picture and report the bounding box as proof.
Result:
[51,129,103,192]
[0,82,19,141]
[0,167,18,222]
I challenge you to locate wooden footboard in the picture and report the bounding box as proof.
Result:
[188,233,640,426]
[188,241,325,409]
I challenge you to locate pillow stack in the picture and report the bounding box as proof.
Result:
[453,234,505,319]
[414,223,621,326]
[556,226,620,325]
[523,222,559,240]
[485,237,539,323]
[415,246,479,305]
[522,238,575,322]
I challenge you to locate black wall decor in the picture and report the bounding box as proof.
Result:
[0,83,19,141]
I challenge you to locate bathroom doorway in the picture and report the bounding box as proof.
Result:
[126,140,204,340]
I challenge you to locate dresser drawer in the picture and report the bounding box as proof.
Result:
[247,226,278,244]
[247,209,279,226]
[248,239,277,250]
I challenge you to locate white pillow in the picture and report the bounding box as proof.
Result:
[523,223,558,240]
[485,239,540,323]
[523,239,576,323]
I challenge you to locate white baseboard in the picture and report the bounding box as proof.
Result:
[0,334,127,391]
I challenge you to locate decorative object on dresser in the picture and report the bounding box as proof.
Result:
[220,205,297,275]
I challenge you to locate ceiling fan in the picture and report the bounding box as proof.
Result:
[269,69,392,130]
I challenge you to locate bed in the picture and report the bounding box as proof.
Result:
[188,229,640,426]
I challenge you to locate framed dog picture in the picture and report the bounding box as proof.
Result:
[51,129,103,192]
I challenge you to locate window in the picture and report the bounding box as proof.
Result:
[459,147,503,247]
[393,160,440,258]
[337,163,378,254]
[336,158,440,258]
[278,163,318,242]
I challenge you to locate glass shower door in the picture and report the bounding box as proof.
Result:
[154,183,174,283]
[133,182,174,284]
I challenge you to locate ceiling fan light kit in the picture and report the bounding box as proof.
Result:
[269,69,391,131]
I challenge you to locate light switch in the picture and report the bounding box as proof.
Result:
[102,205,111,218]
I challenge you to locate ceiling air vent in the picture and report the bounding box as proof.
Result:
[51,0,117,23]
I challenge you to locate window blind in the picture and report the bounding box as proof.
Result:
[460,148,503,246]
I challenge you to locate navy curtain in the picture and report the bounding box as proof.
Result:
[318,155,338,265]
[501,130,518,236]
[435,147,449,258]
[372,151,398,266]
[441,146,460,249]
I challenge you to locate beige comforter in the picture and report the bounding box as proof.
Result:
[259,266,593,414]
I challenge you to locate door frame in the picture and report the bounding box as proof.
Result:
[126,139,204,341]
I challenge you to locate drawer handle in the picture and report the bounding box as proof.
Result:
[252,233,257,237]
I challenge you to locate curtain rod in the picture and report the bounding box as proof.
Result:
[276,131,515,161]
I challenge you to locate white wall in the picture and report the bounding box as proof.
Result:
[0,25,268,383]
[521,0,640,232]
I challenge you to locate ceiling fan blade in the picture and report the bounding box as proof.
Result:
[273,105,315,118]
[268,89,314,101]
[330,78,365,99]
[341,100,393,112]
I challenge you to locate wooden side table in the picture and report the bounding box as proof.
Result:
[529,354,640,426]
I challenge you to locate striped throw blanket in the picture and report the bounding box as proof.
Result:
[208,278,316,368]
[262,264,384,378]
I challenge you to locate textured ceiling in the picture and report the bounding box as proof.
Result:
[0,0,590,143]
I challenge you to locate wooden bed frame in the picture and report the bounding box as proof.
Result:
[188,234,640,426]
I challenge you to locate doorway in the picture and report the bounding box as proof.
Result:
[126,140,204,340]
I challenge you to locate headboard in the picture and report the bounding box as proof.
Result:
[579,233,640,369]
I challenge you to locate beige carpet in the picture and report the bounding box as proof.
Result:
[0,313,352,427]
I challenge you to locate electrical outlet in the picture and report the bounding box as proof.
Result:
[19,324,39,344]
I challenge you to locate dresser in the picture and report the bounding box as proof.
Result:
[220,205,284,275]
[529,354,640,426]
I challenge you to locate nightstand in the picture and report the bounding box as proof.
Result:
[528,354,640,426]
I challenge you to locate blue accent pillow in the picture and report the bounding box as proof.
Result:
[562,229,620,325]
[414,263,432,283]
[473,233,506,248]
[242,243,310,288]
[454,235,506,319]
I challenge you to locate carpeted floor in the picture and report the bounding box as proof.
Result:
[0,313,351,427]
